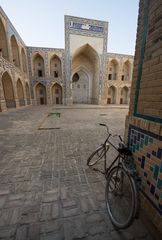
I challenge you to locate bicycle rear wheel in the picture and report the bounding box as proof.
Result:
[105,165,137,229]
[87,144,109,166]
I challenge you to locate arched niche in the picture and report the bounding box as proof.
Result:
[121,60,131,81]
[107,86,116,104]
[25,82,30,105]
[72,70,89,104]
[17,79,25,106]
[0,17,8,60]
[33,53,45,77]
[51,83,62,104]
[35,83,46,105]
[10,35,20,67]
[21,48,27,73]
[72,44,100,104]
[120,86,129,104]
[2,71,16,108]
[108,59,119,80]
[50,55,62,78]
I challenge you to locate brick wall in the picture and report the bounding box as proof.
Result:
[125,0,162,232]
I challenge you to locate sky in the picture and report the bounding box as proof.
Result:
[0,0,139,55]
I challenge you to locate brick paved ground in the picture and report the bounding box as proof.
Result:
[0,105,155,240]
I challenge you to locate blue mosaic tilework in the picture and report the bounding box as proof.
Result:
[129,125,162,216]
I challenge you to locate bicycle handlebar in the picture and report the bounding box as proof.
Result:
[99,123,123,142]
[99,123,109,134]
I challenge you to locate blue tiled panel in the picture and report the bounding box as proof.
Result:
[153,165,159,181]
[128,124,162,216]
[160,163,162,173]
[141,156,145,169]
[157,179,162,190]
[150,185,155,195]
[157,148,162,159]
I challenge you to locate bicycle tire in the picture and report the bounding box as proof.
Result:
[105,165,137,229]
[87,144,109,166]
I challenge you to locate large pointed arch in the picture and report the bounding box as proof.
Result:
[50,54,62,78]
[10,35,20,67]
[33,53,45,77]
[2,71,16,108]
[0,17,8,60]
[34,82,47,105]
[51,83,62,104]
[72,44,100,104]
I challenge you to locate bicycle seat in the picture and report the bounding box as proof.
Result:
[118,144,132,156]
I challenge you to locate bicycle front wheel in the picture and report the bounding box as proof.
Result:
[105,166,136,229]
[87,145,109,166]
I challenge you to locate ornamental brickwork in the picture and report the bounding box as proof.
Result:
[125,0,162,232]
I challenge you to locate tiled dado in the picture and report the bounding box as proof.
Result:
[128,124,162,215]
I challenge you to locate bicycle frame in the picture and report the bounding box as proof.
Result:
[102,133,125,175]
[88,123,139,229]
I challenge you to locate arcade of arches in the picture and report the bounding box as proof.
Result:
[0,71,32,111]
[0,9,134,112]
[34,82,63,105]
[107,86,130,104]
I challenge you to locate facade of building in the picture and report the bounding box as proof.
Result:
[0,7,30,112]
[0,7,134,112]
[125,0,162,233]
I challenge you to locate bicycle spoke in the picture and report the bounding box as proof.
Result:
[87,145,109,167]
[105,166,136,229]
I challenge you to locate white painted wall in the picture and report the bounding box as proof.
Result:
[70,34,104,55]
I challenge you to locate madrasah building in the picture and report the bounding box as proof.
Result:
[0,7,134,111]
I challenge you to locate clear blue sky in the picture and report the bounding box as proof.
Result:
[0,0,139,55]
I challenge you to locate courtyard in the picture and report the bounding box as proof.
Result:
[0,105,154,239]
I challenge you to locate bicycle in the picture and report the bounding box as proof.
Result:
[87,123,140,229]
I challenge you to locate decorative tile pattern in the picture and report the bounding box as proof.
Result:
[129,124,162,215]
[69,21,104,33]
